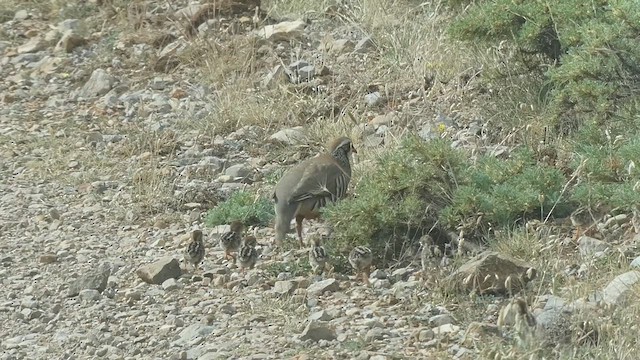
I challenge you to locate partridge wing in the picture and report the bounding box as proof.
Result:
[289,159,349,204]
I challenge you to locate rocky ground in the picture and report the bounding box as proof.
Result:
[2,1,640,359]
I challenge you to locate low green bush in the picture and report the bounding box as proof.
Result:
[448,0,640,136]
[205,190,274,227]
[324,136,569,266]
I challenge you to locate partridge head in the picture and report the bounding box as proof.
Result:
[220,220,244,263]
[273,136,356,248]
[185,229,205,272]
[348,245,373,285]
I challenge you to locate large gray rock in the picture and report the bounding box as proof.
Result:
[307,278,339,295]
[17,36,47,54]
[67,263,111,297]
[224,164,252,179]
[256,20,306,41]
[578,236,609,258]
[299,321,337,342]
[273,280,297,296]
[602,270,640,306]
[78,68,115,98]
[269,127,306,145]
[446,251,536,295]
[136,256,182,285]
[172,324,215,347]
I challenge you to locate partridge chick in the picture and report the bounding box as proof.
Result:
[220,220,244,263]
[184,230,205,272]
[238,235,258,273]
[419,234,443,271]
[273,137,357,248]
[308,234,328,275]
[349,246,373,285]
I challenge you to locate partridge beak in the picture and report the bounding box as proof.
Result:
[351,145,358,154]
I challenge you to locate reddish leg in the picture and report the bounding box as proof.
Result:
[362,265,371,285]
[224,251,237,264]
[574,226,583,242]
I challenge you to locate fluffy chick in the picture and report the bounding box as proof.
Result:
[238,235,258,273]
[219,220,244,263]
[348,246,373,284]
[184,230,205,271]
[308,235,328,275]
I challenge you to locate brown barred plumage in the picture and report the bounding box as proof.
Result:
[273,137,356,248]
[185,230,205,271]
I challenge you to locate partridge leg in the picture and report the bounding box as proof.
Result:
[574,225,582,242]
[295,215,305,248]
[363,265,371,285]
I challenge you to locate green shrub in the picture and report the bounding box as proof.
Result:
[205,190,274,227]
[448,0,640,135]
[570,131,640,207]
[324,137,569,266]
[323,137,466,265]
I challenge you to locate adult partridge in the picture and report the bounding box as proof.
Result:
[273,136,356,248]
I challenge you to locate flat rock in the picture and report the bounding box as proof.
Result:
[534,308,573,345]
[136,256,182,285]
[225,164,252,178]
[429,314,455,327]
[78,289,102,301]
[269,127,306,145]
[446,251,536,294]
[273,280,298,295]
[309,310,333,322]
[257,20,306,41]
[162,278,179,291]
[39,254,57,264]
[432,324,460,335]
[299,321,337,342]
[177,324,215,344]
[67,264,111,297]
[17,37,47,54]
[78,68,115,98]
[14,9,29,20]
[364,92,383,106]
[307,279,339,295]
[578,236,609,257]
[602,270,640,306]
